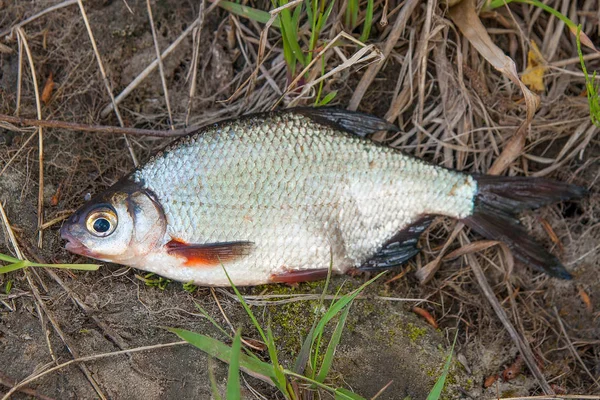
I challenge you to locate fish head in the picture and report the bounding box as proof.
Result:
[61,179,166,265]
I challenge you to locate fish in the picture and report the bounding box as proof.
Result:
[60,108,587,286]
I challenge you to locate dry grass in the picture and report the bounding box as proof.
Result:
[0,0,598,398]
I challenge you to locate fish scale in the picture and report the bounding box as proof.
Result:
[127,111,475,284]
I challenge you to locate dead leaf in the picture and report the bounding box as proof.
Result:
[539,217,563,252]
[242,337,267,351]
[50,183,62,206]
[415,255,442,285]
[569,25,599,53]
[521,41,546,91]
[384,266,410,284]
[449,0,540,176]
[412,306,438,329]
[443,240,499,261]
[483,374,498,388]
[578,285,593,313]
[550,384,567,395]
[415,222,464,284]
[41,72,55,105]
[502,355,523,381]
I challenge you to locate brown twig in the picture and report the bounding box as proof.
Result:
[553,307,600,389]
[15,28,44,249]
[0,0,78,37]
[0,370,56,400]
[416,0,435,123]
[75,0,138,166]
[185,0,207,126]
[0,204,107,400]
[348,0,419,111]
[209,288,265,351]
[370,380,393,400]
[0,114,195,137]
[100,0,223,118]
[467,250,554,395]
[0,342,188,400]
[146,0,174,129]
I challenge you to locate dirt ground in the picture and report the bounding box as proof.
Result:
[0,0,599,399]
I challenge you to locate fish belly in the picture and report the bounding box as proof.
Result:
[132,113,476,285]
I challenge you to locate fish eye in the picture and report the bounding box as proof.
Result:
[86,208,117,237]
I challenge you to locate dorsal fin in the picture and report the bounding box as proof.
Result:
[292,107,399,138]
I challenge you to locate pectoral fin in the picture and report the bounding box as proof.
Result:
[360,216,434,271]
[166,239,255,267]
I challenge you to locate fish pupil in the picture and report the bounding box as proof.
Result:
[93,218,111,233]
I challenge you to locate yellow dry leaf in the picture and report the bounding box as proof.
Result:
[522,41,547,92]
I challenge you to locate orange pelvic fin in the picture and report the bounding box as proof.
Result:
[270,268,330,284]
[166,239,255,267]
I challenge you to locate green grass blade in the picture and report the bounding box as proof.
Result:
[284,369,366,399]
[195,302,267,365]
[317,91,337,106]
[345,0,358,27]
[486,0,515,9]
[314,55,327,105]
[0,253,19,263]
[221,265,268,345]
[27,262,100,271]
[266,326,288,389]
[318,0,336,32]
[309,0,336,65]
[359,0,374,42]
[306,0,318,65]
[485,2,599,123]
[208,358,224,400]
[576,25,600,126]
[426,330,459,400]
[308,272,384,379]
[280,22,298,76]
[292,1,303,27]
[217,1,280,28]
[296,256,335,376]
[294,324,317,374]
[0,261,26,274]
[279,7,305,67]
[194,302,232,338]
[351,0,358,27]
[226,329,242,400]
[313,272,384,338]
[167,327,276,382]
[487,0,575,28]
[306,0,314,24]
[4,279,13,294]
[220,266,291,393]
[335,388,365,400]
[316,301,351,382]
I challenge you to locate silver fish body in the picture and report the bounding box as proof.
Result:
[61,108,584,285]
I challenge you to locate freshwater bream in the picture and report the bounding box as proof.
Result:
[61,108,586,286]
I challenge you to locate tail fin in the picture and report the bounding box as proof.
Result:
[462,176,587,279]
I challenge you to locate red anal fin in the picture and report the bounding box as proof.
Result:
[166,239,254,267]
[270,268,330,284]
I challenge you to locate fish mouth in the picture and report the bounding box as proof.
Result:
[60,225,91,256]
